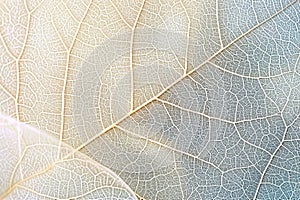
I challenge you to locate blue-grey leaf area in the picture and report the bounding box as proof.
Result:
[72,1,300,200]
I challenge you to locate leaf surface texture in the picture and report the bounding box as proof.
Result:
[0,0,300,199]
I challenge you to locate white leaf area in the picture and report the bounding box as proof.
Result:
[0,0,300,199]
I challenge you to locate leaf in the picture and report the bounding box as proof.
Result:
[0,0,300,199]
[0,114,137,199]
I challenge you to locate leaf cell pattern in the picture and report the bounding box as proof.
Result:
[0,0,300,199]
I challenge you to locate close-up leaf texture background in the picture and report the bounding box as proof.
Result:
[0,0,300,199]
